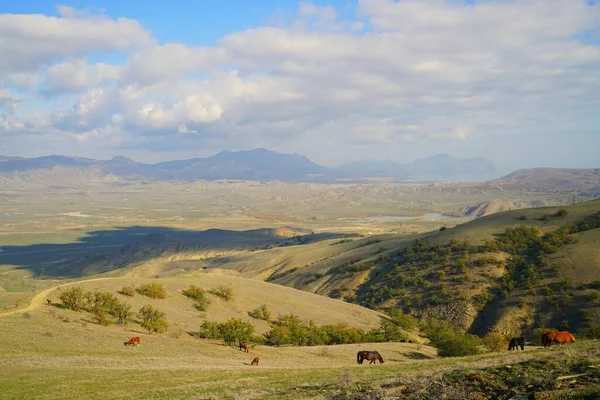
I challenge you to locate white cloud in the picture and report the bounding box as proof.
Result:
[0,6,153,77]
[0,90,22,114]
[0,1,599,166]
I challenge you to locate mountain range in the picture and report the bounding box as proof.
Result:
[0,149,499,183]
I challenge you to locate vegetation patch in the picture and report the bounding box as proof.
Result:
[182,285,209,311]
[118,285,136,297]
[208,285,233,301]
[136,283,167,299]
[138,304,168,333]
[248,304,271,321]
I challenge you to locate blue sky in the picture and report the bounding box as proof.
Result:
[1,0,354,45]
[0,0,599,169]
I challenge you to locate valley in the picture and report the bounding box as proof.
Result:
[0,168,599,399]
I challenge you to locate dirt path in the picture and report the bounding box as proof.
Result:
[0,277,117,318]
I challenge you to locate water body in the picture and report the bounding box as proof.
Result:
[348,213,449,223]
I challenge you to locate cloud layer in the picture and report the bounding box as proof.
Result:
[1,0,599,167]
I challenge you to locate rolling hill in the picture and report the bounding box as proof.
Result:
[492,167,600,195]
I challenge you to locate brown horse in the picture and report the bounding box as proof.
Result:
[251,357,259,366]
[124,337,141,347]
[542,331,576,347]
[47,299,52,306]
[508,337,525,351]
[357,350,384,365]
[239,341,250,353]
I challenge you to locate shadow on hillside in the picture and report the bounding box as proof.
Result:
[0,225,352,278]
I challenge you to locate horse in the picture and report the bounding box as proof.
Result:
[508,337,525,351]
[239,341,250,353]
[47,299,52,306]
[251,357,259,366]
[357,350,384,365]
[542,331,576,347]
[124,337,141,347]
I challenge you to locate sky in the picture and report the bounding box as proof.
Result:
[0,0,599,169]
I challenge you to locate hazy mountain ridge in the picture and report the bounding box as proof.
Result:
[0,149,497,183]
[1,150,598,191]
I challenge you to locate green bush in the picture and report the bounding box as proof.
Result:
[198,321,221,339]
[136,283,167,299]
[182,285,209,311]
[59,286,86,311]
[137,304,168,333]
[111,301,132,325]
[483,333,508,352]
[436,334,482,357]
[248,304,271,321]
[217,318,255,345]
[424,322,481,357]
[208,285,233,301]
[118,286,136,297]
[86,291,120,325]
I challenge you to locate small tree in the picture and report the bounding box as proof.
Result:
[249,304,271,320]
[218,318,254,345]
[60,286,86,311]
[197,321,221,339]
[208,285,233,301]
[136,283,167,299]
[86,291,119,325]
[111,301,132,325]
[138,304,168,333]
[483,333,508,352]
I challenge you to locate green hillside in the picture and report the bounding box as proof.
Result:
[327,200,600,338]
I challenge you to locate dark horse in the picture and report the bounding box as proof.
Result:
[542,331,576,347]
[357,350,384,365]
[508,337,525,351]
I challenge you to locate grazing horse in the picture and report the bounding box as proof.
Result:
[357,350,384,365]
[124,337,141,347]
[508,337,525,351]
[47,299,52,306]
[239,342,250,353]
[542,331,576,347]
[251,357,259,366]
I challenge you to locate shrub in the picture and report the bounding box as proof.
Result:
[483,333,508,352]
[59,286,86,311]
[217,318,254,345]
[439,226,447,231]
[385,307,419,331]
[137,304,168,333]
[581,325,600,339]
[424,322,481,357]
[436,334,482,357]
[112,301,132,325]
[248,304,271,321]
[86,291,120,325]
[554,209,568,218]
[119,286,136,297]
[198,321,221,339]
[208,285,233,301]
[182,285,209,311]
[136,283,167,299]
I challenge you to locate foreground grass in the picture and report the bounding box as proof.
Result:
[2,343,599,400]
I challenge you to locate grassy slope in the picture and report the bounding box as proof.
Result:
[0,308,598,399]
[40,274,390,335]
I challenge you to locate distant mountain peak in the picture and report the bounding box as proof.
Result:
[111,155,137,164]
